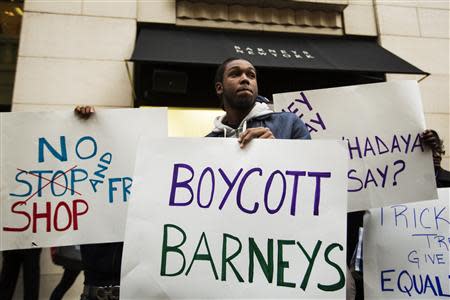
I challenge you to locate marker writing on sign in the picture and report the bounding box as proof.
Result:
[2,199,89,233]
[347,159,406,192]
[37,135,131,202]
[168,164,332,216]
[342,133,424,160]
[282,92,326,134]
[160,223,345,292]
[343,133,424,193]
[411,234,450,252]
[380,205,449,231]
[407,249,447,269]
[380,269,450,297]
[3,135,131,233]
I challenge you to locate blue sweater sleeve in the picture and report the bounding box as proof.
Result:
[291,116,311,140]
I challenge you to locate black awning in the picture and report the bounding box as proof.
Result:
[131,26,427,75]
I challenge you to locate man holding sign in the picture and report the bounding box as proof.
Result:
[71,107,121,300]
[119,58,351,299]
[205,57,357,299]
[78,58,350,299]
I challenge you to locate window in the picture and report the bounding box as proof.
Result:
[0,0,23,112]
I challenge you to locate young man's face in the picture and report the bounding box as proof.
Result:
[216,59,258,111]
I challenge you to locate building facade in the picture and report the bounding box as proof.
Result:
[1,0,449,298]
[7,0,449,165]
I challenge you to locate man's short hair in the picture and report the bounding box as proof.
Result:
[214,57,255,84]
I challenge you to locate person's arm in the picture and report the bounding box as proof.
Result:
[74,106,95,119]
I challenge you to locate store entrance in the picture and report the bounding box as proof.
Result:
[134,62,386,109]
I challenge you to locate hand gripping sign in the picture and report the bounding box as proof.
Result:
[363,188,450,299]
[0,108,167,250]
[121,138,348,299]
[273,81,436,211]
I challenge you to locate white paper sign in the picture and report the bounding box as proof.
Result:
[273,81,436,211]
[0,108,167,250]
[363,188,450,299]
[121,138,348,299]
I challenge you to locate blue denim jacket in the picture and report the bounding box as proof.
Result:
[206,112,311,140]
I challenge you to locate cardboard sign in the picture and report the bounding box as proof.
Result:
[363,188,450,299]
[121,138,348,299]
[273,81,436,211]
[0,108,167,250]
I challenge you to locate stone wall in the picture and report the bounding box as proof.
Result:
[12,0,136,112]
[374,0,450,168]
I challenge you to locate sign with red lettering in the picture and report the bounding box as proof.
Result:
[273,81,437,211]
[363,188,450,299]
[0,108,167,250]
[121,138,348,299]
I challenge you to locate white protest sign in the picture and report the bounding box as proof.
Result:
[273,81,436,211]
[0,108,167,250]
[121,138,348,299]
[363,188,450,299]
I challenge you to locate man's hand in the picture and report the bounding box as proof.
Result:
[420,129,440,152]
[238,127,274,148]
[74,106,95,119]
[420,129,444,167]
